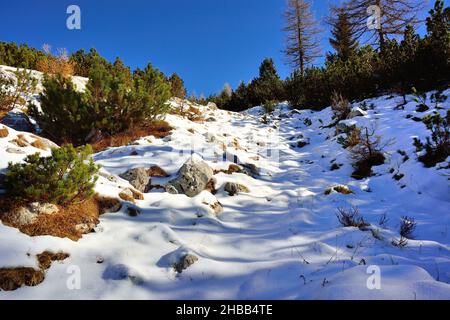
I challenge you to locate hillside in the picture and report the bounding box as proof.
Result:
[0,66,449,299]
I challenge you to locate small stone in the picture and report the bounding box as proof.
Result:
[224,182,250,196]
[119,168,150,193]
[173,254,199,273]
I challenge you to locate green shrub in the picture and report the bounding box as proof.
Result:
[5,144,99,205]
[29,74,92,145]
[414,110,450,167]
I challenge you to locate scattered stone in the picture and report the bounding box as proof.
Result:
[210,202,224,215]
[336,122,356,135]
[205,178,217,194]
[127,207,140,217]
[4,203,59,226]
[205,117,217,122]
[99,171,118,183]
[75,222,96,234]
[173,254,199,273]
[346,107,367,119]
[96,195,122,214]
[119,167,150,193]
[6,147,26,154]
[224,182,250,196]
[416,104,429,112]
[296,139,310,148]
[242,163,260,177]
[166,155,214,197]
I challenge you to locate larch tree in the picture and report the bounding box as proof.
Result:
[283,0,321,75]
[340,0,423,52]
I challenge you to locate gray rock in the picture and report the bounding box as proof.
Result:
[335,122,356,135]
[4,202,59,226]
[205,117,217,122]
[242,163,260,177]
[224,182,250,196]
[119,167,150,193]
[6,147,26,154]
[346,107,367,119]
[173,254,199,273]
[166,155,213,197]
[0,112,35,132]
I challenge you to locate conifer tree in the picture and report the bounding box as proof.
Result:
[169,73,186,99]
[329,9,358,61]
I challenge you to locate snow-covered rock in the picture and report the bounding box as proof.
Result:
[166,154,214,197]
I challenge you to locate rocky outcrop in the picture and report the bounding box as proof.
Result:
[119,168,150,193]
[166,155,214,197]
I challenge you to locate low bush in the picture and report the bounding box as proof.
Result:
[399,216,417,239]
[336,207,369,229]
[414,110,449,167]
[4,144,99,206]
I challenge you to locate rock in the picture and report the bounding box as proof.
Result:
[99,171,118,183]
[119,188,144,202]
[166,155,214,197]
[119,168,150,193]
[224,182,250,196]
[173,254,199,273]
[204,132,217,143]
[205,117,217,122]
[6,147,25,154]
[148,165,169,177]
[127,207,140,217]
[4,202,59,226]
[207,102,218,110]
[242,163,260,177]
[96,195,122,214]
[75,223,96,234]
[296,139,310,148]
[165,185,179,195]
[210,202,224,215]
[347,107,367,119]
[0,113,34,133]
[335,122,356,135]
[416,104,429,112]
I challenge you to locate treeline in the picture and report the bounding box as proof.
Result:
[209,0,450,112]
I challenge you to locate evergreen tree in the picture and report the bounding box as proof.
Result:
[169,73,186,99]
[329,9,358,61]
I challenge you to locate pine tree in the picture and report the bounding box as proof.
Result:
[341,0,423,52]
[329,9,358,61]
[283,0,321,75]
[425,0,450,72]
[169,73,186,99]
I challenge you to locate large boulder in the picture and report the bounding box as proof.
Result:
[166,155,214,197]
[0,112,35,133]
[119,168,150,193]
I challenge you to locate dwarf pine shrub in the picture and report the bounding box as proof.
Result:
[5,144,99,205]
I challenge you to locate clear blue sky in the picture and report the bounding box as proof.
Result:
[0,0,436,95]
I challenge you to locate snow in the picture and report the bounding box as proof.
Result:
[0,71,449,299]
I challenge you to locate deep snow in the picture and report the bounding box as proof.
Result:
[0,66,449,299]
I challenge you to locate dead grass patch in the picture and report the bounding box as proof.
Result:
[31,138,48,150]
[91,120,173,152]
[0,267,45,291]
[0,126,8,138]
[36,251,70,270]
[148,165,169,177]
[325,185,354,195]
[1,197,101,241]
[214,164,242,175]
[11,134,29,147]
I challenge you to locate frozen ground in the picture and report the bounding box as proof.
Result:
[0,66,449,299]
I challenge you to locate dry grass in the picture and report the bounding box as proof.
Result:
[0,267,45,291]
[336,207,369,229]
[119,191,135,203]
[36,251,70,270]
[0,126,8,138]
[148,165,169,177]
[11,134,29,147]
[31,138,48,150]
[1,197,101,241]
[91,120,173,152]
[36,46,75,78]
[214,164,242,175]
[325,185,354,195]
[171,105,204,122]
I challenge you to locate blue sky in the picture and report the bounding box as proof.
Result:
[0,0,437,95]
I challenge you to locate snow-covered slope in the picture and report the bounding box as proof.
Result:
[0,84,449,299]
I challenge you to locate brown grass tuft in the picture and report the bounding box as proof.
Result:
[0,267,45,291]
[36,251,70,270]
[91,121,173,152]
[31,138,48,150]
[11,134,29,147]
[2,198,101,241]
[0,126,9,138]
